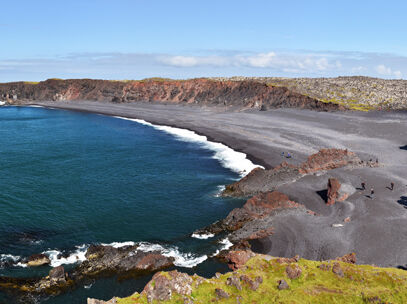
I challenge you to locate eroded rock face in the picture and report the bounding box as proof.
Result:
[223,149,362,197]
[0,78,342,111]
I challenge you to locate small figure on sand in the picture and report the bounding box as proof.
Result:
[286,152,292,159]
[361,182,366,190]
[370,188,375,199]
[281,152,285,157]
[390,182,394,191]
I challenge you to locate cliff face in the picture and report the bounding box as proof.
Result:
[213,76,407,110]
[0,78,342,111]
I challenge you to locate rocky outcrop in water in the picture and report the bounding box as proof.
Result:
[26,253,51,267]
[73,245,174,280]
[0,245,174,299]
[0,78,342,111]
[222,149,362,197]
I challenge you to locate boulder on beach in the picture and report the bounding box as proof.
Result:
[326,178,354,205]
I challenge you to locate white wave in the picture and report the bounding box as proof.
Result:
[101,241,136,248]
[44,244,88,267]
[16,262,28,268]
[114,116,263,176]
[219,238,233,251]
[0,253,21,262]
[137,242,207,268]
[214,185,226,197]
[211,238,234,257]
[191,232,215,239]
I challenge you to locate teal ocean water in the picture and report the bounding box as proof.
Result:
[0,106,258,303]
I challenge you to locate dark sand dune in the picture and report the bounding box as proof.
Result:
[28,101,407,267]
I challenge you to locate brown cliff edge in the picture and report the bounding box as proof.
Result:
[0,78,342,111]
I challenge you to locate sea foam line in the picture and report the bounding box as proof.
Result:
[43,244,88,267]
[191,232,215,239]
[3,237,229,269]
[136,242,208,268]
[114,116,263,177]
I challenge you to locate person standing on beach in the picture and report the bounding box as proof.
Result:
[390,182,394,191]
[361,182,366,190]
[370,188,375,199]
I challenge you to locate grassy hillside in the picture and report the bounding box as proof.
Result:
[114,254,407,304]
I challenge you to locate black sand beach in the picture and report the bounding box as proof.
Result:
[28,101,407,268]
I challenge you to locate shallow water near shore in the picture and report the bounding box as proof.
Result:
[0,106,250,303]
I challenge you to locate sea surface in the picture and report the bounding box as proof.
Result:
[0,106,258,303]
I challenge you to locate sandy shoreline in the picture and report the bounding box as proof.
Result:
[25,100,407,267]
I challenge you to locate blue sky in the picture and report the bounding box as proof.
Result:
[1,0,406,81]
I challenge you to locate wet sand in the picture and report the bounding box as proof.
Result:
[28,100,407,267]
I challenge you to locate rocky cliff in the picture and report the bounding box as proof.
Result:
[0,78,342,111]
[213,76,407,110]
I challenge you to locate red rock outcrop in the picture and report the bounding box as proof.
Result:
[327,178,341,205]
[196,191,310,244]
[299,149,360,174]
[222,191,305,231]
[223,149,361,197]
[0,78,342,111]
[224,250,256,270]
[327,178,350,205]
[336,253,357,264]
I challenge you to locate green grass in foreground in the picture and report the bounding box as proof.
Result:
[116,255,407,304]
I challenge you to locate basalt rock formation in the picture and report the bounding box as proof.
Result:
[0,245,174,299]
[223,149,362,197]
[0,78,343,111]
[195,191,312,244]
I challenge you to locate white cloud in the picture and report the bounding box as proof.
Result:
[238,52,277,68]
[375,64,402,78]
[1,50,407,81]
[159,52,341,73]
[158,55,228,67]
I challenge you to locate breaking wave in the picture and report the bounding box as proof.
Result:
[115,117,263,176]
